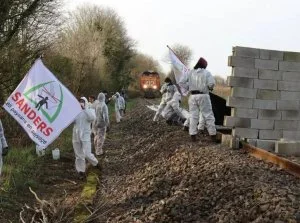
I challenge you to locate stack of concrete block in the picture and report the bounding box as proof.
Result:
[225,46,300,155]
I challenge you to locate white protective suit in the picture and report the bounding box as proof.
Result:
[0,120,8,176]
[180,68,216,136]
[93,93,109,155]
[72,97,98,173]
[162,91,186,121]
[113,92,125,122]
[153,83,176,121]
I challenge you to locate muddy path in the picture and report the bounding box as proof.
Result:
[86,98,300,223]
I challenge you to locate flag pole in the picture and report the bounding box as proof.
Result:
[166,45,187,67]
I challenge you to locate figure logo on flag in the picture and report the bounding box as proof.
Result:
[24,81,63,123]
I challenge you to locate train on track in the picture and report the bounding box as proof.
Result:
[139,71,161,98]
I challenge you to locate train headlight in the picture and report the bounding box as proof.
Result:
[153,85,157,89]
[143,84,148,89]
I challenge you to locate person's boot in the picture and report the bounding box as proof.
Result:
[199,130,205,136]
[191,135,197,142]
[182,126,189,132]
[78,171,86,180]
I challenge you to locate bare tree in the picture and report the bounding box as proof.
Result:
[165,43,193,66]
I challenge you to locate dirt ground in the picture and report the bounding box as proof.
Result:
[1,98,300,223]
[88,98,300,223]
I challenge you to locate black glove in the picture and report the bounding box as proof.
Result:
[106,126,110,132]
[2,147,9,156]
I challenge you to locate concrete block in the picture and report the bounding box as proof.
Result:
[279,61,300,72]
[281,111,300,120]
[255,59,278,70]
[283,51,300,62]
[259,130,282,140]
[227,97,253,109]
[233,128,258,138]
[227,76,254,88]
[258,69,282,80]
[277,100,300,110]
[281,91,300,100]
[278,81,300,92]
[258,109,281,120]
[282,71,300,81]
[275,120,298,130]
[231,67,258,78]
[253,99,276,110]
[256,89,280,100]
[251,119,274,130]
[275,141,300,156]
[233,46,259,58]
[228,56,255,69]
[246,138,257,147]
[283,131,300,140]
[256,139,276,152]
[221,134,240,149]
[260,49,284,60]
[254,79,277,90]
[231,87,257,99]
[224,116,251,128]
[231,108,258,119]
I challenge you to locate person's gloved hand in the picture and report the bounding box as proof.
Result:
[208,84,214,92]
[2,147,9,156]
[106,126,110,133]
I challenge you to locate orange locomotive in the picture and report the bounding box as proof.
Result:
[139,71,160,98]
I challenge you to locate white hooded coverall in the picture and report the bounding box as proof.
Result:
[0,120,8,176]
[113,92,125,123]
[180,68,216,136]
[93,93,109,155]
[162,91,186,121]
[72,97,98,173]
[153,83,176,121]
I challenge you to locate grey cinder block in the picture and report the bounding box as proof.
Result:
[275,120,298,130]
[227,76,254,88]
[253,99,276,110]
[283,131,300,140]
[233,46,260,58]
[256,89,280,100]
[282,71,300,81]
[259,69,282,80]
[227,97,253,109]
[279,61,300,72]
[283,51,300,62]
[251,119,274,130]
[277,100,300,110]
[281,111,300,120]
[228,56,255,69]
[254,79,277,90]
[260,49,284,60]
[233,128,258,138]
[258,109,281,120]
[278,81,300,91]
[281,91,300,100]
[224,116,251,128]
[256,139,276,152]
[231,87,257,99]
[231,108,258,119]
[275,141,300,156]
[259,130,282,140]
[255,59,278,70]
[232,67,258,78]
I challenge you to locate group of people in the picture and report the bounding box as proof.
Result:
[153,57,218,142]
[72,91,126,179]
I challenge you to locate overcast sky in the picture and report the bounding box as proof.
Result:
[63,0,300,78]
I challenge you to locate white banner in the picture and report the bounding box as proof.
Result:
[3,59,82,147]
[168,46,189,96]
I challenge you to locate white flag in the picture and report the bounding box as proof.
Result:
[3,59,82,147]
[168,46,189,96]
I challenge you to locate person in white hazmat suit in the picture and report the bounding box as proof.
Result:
[153,77,176,121]
[72,97,99,179]
[179,57,217,142]
[112,92,125,123]
[93,93,109,156]
[162,91,187,126]
[0,119,8,177]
